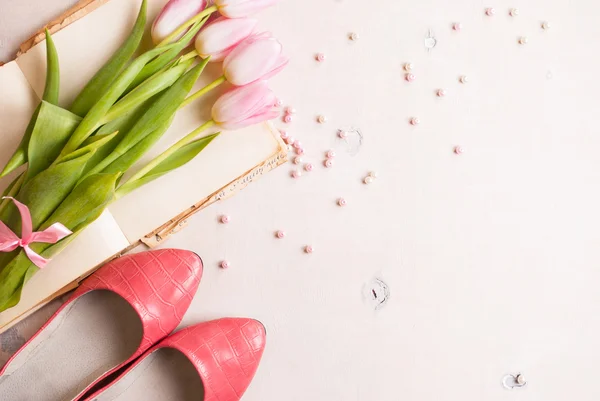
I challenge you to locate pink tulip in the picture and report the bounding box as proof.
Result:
[151,0,208,45]
[223,33,288,86]
[195,17,258,62]
[212,80,280,130]
[214,0,279,18]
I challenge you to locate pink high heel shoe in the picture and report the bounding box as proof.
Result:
[84,318,266,401]
[0,249,203,401]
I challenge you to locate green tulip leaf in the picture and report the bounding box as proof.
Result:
[127,16,208,91]
[60,43,178,157]
[101,57,194,124]
[102,115,175,176]
[86,60,209,177]
[116,132,219,198]
[25,101,82,182]
[69,0,147,117]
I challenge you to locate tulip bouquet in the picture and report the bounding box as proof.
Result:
[0,0,287,312]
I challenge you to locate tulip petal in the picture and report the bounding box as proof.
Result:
[195,17,257,62]
[259,53,289,81]
[215,0,280,18]
[223,35,283,86]
[219,108,279,130]
[212,81,279,129]
[152,0,208,45]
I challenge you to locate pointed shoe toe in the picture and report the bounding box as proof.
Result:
[0,249,203,401]
[84,318,267,401]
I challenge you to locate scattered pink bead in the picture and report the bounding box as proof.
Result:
[304,163,314,172]
[275,230,285,239]
[316,53,326,62]
[275,98,283,107]
[453,23,462,31]
[454,146,465,155]
[337,198,347,207]
[220,260,230,269]
[437,89,447,97]
[405,73,416,82]
[337,129,347,139]
[293,156,303,164]
[285,107,296,115]
[284,136,295,145]
[279,130,289,140]
[304,245,314,254]
[283,115,293,123]
[410,117,420,126]
[220,215,230,224]
[324,159,334,168]
[295,147,305,155]
[485,7,495,16]
[291,169,302,178]
[326,150,336,158]
[293,140,302,149]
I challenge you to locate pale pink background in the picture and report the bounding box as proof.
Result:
[2,0,600,400]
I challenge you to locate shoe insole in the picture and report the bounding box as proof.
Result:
[92,348,205,401]
[0,291,142,401]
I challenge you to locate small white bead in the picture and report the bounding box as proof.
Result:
[437,89,447,97]
[349,32,359,41]
[317,115,327,124]
[542,21,550,30]
[509,8,519,17]
[293,156,303,165]
[459,75,469,84]
[291,170,302,178]
[485,7,495,16]
[368,171,378,178]
[519,36,528,45]
[410,117,420,126]
[403,62,413,72]
[363,176,373,184]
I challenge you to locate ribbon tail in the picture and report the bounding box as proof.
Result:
[23,246,49,269]
[29,223,73,244]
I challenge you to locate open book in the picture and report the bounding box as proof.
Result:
[0,0,287,332]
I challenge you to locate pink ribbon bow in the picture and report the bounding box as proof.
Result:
[0,197,72,269]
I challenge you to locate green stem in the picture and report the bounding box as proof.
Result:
[180,49,199,62]
[158,5,218,47]
[123,120,215,185]
[179,76,226,109]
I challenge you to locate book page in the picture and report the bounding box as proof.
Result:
[0,210,130,329]
[15,0,284,243]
